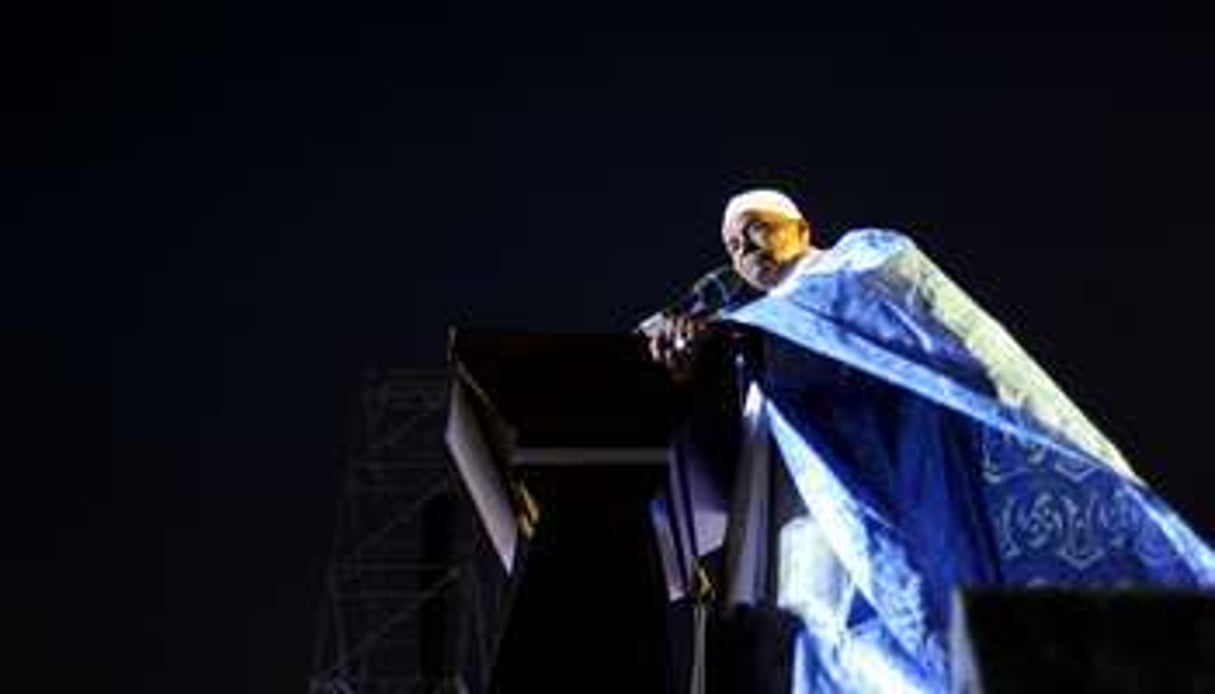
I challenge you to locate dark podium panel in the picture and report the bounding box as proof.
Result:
[950,589,1215,693]
[446,331,684,694]
[450,330,682,451]
[489,465,671,694]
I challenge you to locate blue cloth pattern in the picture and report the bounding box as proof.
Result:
[981,428,1213,587]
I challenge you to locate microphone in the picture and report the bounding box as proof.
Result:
[636,264,747,336]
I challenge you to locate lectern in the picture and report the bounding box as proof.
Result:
[444,331,686,693]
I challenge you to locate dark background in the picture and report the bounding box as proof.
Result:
[5,4,1214,692]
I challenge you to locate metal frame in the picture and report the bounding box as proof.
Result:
[309,369,497,694]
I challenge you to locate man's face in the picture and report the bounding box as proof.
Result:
[722,209,810,290]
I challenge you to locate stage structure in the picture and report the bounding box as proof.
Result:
[308,369,509,694]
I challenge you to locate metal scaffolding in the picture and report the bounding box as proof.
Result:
[308,369,506,694]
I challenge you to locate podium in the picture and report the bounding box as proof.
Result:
[444,331,685,693]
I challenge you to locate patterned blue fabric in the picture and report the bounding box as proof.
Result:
[721,230,1215,693]
[981,428,1214,588]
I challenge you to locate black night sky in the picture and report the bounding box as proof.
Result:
[6,5,1215,692]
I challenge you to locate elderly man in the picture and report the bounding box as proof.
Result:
[644,189,1215,693]
[647,190,812,369]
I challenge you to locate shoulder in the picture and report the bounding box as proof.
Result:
[796,228,919,277]
[833,228,917,255]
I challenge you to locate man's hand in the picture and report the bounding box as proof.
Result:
[642,313,708,381]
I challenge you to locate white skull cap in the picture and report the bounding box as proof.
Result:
[721,189,804,238]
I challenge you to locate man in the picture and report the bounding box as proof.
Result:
[647,189,811,368]
[643,189,1215,693]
